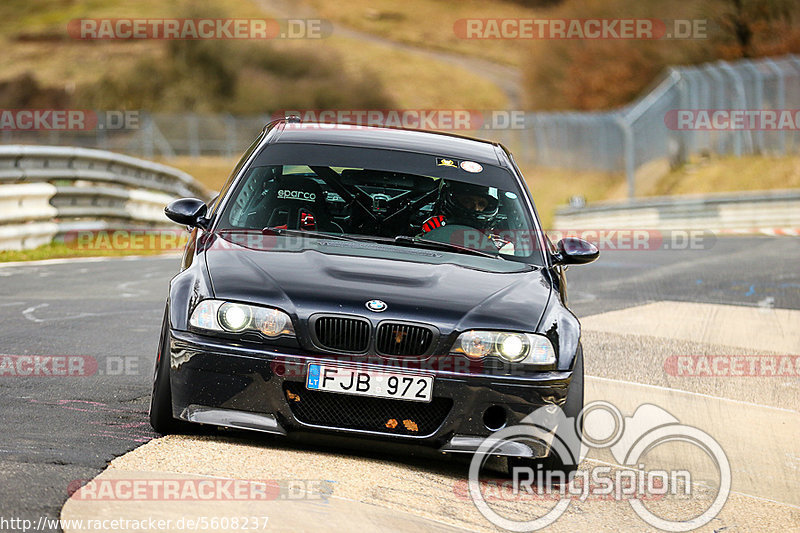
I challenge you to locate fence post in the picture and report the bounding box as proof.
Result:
[187,113,200,158]
[674,68,690,166]
[717,61,749,156]
[142,114,155,160]
[764,58,785,156]
[703,65,727,154]
[787,55,800,153]
[532,114,548,167]
[742,59,764,154]
[224,114,236,158]
[615,115,635,199]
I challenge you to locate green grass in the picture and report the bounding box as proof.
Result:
[0,242,181,263]
[519,166,625,228]
[648,155,800,196]
[524,153,800,227]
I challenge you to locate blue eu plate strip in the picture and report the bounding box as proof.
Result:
[307,364,321,389]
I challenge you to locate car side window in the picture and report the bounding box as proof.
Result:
[208,132,265,219]
[227,167,278,227]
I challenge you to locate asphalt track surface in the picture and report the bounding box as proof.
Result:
[0,236,798,531]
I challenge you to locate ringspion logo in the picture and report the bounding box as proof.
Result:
[469,401,730,531]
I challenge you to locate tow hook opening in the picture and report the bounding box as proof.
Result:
[483,405,507,431]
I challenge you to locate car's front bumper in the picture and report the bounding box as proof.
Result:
[168,329,576,457]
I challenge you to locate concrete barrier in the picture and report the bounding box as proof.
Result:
[554,189,800,233]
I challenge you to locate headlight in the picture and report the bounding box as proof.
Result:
[458,330,495,359]
[189,300,295,337]
[450,330,555,365]
[218,303,251,332]
[256,308,290,337]
[496,333,527,362]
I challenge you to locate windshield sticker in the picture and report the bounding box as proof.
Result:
[437,158,458,168]
[460,161,483,173]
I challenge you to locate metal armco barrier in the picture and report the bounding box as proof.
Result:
[553,190,800,233]
[0,146,209,250]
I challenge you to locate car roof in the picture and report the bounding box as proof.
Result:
[268,122,505,166]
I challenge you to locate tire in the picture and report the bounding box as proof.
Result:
[506,348,584,481]
[149,306,191,434]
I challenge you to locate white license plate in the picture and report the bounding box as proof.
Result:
[306,364,433,403]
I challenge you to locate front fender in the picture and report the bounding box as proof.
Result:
[537,297,581,371]
[168,250,214,331]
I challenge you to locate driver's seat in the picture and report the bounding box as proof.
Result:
[256,178,337,232]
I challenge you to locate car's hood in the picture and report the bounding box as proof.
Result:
[203,238,552,333]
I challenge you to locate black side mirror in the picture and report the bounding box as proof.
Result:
[553,237,599,266]
[165,198,209,229]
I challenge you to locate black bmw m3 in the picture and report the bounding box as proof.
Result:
[150,118,598,473]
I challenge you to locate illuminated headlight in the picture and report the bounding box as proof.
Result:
[218,303,251,332]
[450,330,555,365]
[497,333,527,362]
[189,300,295,337]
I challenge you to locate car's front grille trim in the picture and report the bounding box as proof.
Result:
[312,315,371,353]
[376,322,436,356]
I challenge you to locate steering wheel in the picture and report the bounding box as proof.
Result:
[310,166,439,228]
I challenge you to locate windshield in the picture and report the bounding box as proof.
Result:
[216,158,544,265]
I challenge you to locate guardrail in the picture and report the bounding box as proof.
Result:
[0,146,210,250]
[553,189,800,233]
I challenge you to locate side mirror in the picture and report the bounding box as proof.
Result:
[553,237,599,266]
[165,198,209,229]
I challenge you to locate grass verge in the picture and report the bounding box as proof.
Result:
[0,242,180,263]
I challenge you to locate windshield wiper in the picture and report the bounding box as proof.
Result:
[392,235,501,259]
[261,228,501,259]
[261,227,363,242]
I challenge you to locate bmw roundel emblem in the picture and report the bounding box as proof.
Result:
[366,299,388,312]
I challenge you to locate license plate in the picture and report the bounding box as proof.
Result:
[306,364,433,403]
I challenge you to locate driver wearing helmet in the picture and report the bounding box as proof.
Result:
[421,180,513,253]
